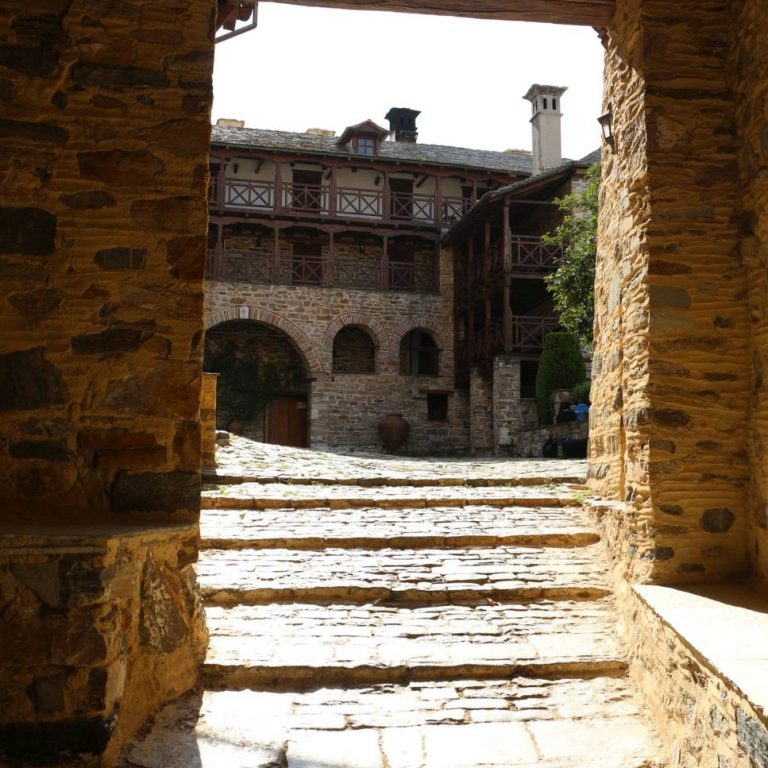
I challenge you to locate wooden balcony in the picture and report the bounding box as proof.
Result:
[208,177,471,227]
[506,315,560,353]
[205,248,439,293]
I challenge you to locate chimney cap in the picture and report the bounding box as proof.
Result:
[523,84,567,103]
[216,118,245,128]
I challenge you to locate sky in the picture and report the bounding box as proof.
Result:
[212,3,605,161]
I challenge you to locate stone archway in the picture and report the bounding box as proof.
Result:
[204,318,312,447]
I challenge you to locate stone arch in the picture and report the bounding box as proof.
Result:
[322,313,389,352]
[390,318,447,351]
[205,306,325,375]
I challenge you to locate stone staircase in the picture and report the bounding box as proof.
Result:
[120,459,666,768]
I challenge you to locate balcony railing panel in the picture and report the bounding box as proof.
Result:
[206,249,271,283]
[510,236,561,272]
[391,192,435,223]
[336,187,382,218]
[282,183,329,214]
[224,179,275,211]
[508,315,560,353]
[441,197,471,226]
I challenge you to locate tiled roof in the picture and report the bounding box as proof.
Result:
[577,148,601,165]
[210,125,533,175]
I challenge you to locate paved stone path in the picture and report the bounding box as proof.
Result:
[121,440,666,768]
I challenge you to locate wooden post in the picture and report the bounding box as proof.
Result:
[329,166,337,217]
[383,172,390,221]
[471,179,478,207]
[275,161,282,212]
[483,218,491,280]
[502,201,512,272]
[484,296,491,359]
[434,173,442,227]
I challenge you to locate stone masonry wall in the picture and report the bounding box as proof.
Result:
[0,526,207,767]
[469,370,493,455]
[589,0,750,584]
[0,0,214,760]
[205,246,467,454]
[492,355,521,454]
[1,0,214,525]
[732,0,768,591]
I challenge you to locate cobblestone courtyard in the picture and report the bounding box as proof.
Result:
[120,439,665,767]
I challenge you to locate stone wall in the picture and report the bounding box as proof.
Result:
[589,0,751,584]
[732,0,768,590]
[0,526,207,767]
[469,370,493,455]
[1,0,213,525]
[492,355,521,454]
[517,420,588,459]
[201,373,217,469]
[204,246,466,454]
[0,0,214,759]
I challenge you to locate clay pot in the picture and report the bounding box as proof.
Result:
[378,413,410,453]
[227,418,243,435]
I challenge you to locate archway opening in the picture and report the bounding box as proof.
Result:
[203,319,310,447]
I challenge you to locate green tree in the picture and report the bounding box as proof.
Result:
[542,163,600,348]
[535,332,586,425]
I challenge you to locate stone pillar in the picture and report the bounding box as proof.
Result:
[201,372,219,469]
[589,0,749,584]
[469,368,494,455]
[0,0,215,761]
[492,354,521,454]
[733,0,768,590]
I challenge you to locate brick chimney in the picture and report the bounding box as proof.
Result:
[385,107,421,143]
[523,85,567,174]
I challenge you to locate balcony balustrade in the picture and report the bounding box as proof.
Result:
[208,176,470,226]
[205,247,438,293]
[506,315,560,353]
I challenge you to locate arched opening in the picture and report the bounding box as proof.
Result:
[332,325,377,373]
[203,320,310,447]
[399,328,439,376]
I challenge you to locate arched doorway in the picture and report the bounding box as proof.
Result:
[204,320,310,448]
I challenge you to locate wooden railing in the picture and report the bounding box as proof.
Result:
[336,187,382,218]
[206,247,438,292]
[507,315,560,353]
[209,177,472,227]
[509,236,561,272]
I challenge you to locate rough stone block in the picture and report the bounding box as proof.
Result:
[110,471,200,514]
[0,347,69,410]
[0,207,56,255]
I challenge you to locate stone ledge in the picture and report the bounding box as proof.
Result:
[634,584,768,723]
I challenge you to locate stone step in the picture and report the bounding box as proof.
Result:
[202,600,626,689]
[200,505,599,550]
[203,472,587,488]
[201,482,579,511]
[120,677,665,768]
[197,544,611,605]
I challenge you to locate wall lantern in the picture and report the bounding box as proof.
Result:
[232,162,239,174]
[374,175,381,186]
[358,244,366,255]
[597,108,614,146]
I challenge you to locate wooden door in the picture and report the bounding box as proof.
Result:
[390,177,413,220]
[266,397,308,448]
[291,169,322,210]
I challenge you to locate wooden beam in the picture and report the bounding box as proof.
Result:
[267,0,614,26]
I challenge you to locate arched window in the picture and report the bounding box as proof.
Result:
[399,329,439,376]
[332,325,376,373]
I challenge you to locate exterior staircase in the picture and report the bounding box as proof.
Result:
[120,453,666,768]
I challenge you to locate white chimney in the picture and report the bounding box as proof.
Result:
[523,84,567,175]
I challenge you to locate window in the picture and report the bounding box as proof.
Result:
[400,329,439,376]
[292,240,323,285]
[427,393,448,422]
[354,136,375,156]
[333,326,376,373]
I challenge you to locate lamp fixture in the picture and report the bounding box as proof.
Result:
[358,244,366,255]
[374,175,381,186]
[232,162,240,174]
[597,107,614,146]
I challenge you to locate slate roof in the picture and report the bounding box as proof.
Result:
[210,125,533,175]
